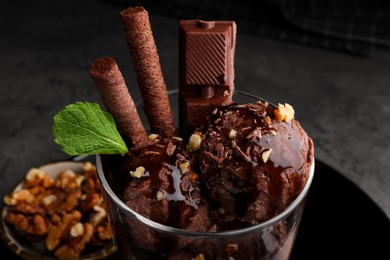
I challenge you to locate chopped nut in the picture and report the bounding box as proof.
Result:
[148,133,159,141]
[179,161,191,175]
[187,132,202,152]
[25,168,54,187]
[4,161,112,259]
[90,205,107,226]
[5,212,47,235]
[62,169,76,177]
[58,190,81,213]
[56,170,78,189]
[130,166,146,178]
[46,210,82,251]
[70,222,84,237]
[262,148,273,163]
[156,190,165,201]
[274,103,295,123]
[79,193,100,213]
[96,222,112,241]
[75,175,85,187]
[54,223,93,260]
[42,194,57,206]
[228,129,237,139]
[189,172,199,182]
[6,189,35,205]
[264,116,272,125]
[82,161,95,173]
[191,253,206,260]
[3,196,16,206]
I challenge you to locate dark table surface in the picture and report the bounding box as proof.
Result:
[1,0,390,259]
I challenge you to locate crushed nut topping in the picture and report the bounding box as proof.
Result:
[156,190,165,201]
[189,172,199,182]
[4,189,35,205]
[187,132,202,152]
[264,116,272,125]
[179,161,191,175]
[274,103,295,123]
[228,129,237,139]
[42,194,57,206]
[262,148,273,163]
[148,133,159,141]
[70,222,84,237]
[130,166,146,178]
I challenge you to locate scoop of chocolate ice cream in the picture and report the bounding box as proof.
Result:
[110,136,214,231]
[198,101,314,224]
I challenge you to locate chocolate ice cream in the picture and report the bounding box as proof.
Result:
[197,101,314,224]
[103,136,214,232]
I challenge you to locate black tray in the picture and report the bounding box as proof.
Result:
[291,159,390,259]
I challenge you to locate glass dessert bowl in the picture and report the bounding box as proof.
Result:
[96,90,315,260]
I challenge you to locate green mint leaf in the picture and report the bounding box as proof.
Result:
[52,102,128,156]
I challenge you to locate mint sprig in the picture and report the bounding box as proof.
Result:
[53,102,128,156]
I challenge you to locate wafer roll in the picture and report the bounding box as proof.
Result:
[120,7,176,138]
[89,57,149,149]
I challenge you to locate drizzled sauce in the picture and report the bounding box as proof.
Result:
[199,102,313,223]
[102,138,201,229]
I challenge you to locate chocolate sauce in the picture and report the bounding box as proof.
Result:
[198,101,313,224]
[102,138,207,230]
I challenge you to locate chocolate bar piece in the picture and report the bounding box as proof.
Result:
[179,20,236,135]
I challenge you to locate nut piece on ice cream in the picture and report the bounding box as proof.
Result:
[198,101,314,224]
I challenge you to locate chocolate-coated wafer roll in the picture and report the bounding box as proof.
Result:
[89,57,149,149]
[120,7,176,138]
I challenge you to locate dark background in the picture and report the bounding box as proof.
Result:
[0,0,389,258]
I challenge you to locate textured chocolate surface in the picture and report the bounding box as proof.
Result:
[198,102,314,224]
[179,20,236,135]
[121,7,176,138]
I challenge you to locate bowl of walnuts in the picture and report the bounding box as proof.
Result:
[0,158,116,259]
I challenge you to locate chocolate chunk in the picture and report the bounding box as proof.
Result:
[179,20,237,135]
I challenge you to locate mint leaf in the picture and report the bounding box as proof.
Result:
[52,102,128,156]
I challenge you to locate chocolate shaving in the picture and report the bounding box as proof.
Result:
[144,151,160,156]
[120,7,176,138]
[166,141,176,156]
[234,146,250,161]
[246,127,262,142]
[204,151,224,165]
[89,57,148,149]
[176,153,186,161]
